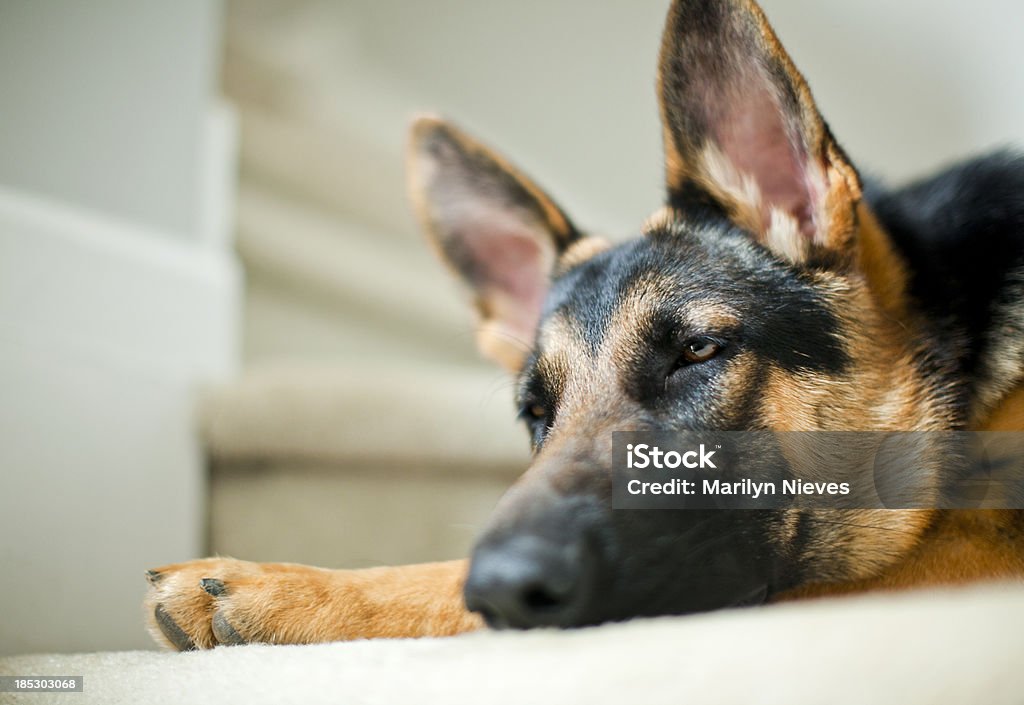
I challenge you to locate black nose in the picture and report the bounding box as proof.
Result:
[463,535,592,629]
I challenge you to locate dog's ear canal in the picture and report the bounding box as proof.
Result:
[657,0,862,263]
[407,116,582,372]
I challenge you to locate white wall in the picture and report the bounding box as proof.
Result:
[0,2,237,655]
[0,1,221,240]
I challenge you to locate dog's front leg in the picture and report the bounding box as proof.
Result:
[143,558,482,650]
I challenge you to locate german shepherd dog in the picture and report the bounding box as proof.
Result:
[145,0,1024,649]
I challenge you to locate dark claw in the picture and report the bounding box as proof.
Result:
[145,570,163,586]
[200,578,227,597]
[154,604,196,652]
[212,611,247,646]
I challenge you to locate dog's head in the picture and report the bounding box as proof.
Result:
[408,0,953,628]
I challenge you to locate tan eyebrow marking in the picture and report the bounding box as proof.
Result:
[681,300,741,331]
[530,313,588,397]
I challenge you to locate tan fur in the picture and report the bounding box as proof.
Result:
[557,237,613,275]
[972,292,1024,421]
[475,320,532,373]
[981,385,1024,431]
[641,206,679,235]
[778,510,1024,601]
[763,364,1024,602]
[820,143,864,253]
[679,300,741,332]
[854,202,912,319]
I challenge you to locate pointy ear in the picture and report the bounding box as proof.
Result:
[407,116,595,372]
[657,0,862,264]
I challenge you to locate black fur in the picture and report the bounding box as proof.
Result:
[867,151,1024,398]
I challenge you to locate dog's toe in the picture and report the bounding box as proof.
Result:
[200,577,227,597]
[211,611,248,646]
[153,604,197,652]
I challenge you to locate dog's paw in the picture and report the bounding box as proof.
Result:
[143,558,347,650]
[144,557,482,649]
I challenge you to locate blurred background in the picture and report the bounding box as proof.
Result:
[1,0,1022,656]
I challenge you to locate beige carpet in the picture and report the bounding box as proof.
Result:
[3,583,1023,705]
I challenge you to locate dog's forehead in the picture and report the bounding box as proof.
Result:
[527,222,851,390]
[538,229,755,356]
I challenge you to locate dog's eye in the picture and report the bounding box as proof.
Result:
[525,404,547,421]
[518,402,548,425]
[518,402,551,449]
[679,337,722,365]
